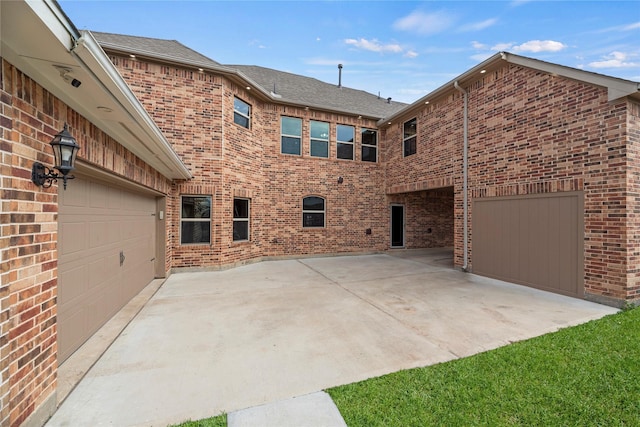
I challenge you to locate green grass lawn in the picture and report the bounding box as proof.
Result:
[329,307,640,426]
[174,307,640,427]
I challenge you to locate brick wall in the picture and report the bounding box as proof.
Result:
[625,100,640,301]
[0,58,170,427]
[109,55,390,270]
[383,63,636,303]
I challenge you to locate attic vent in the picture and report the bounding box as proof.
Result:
[387,97,392,104]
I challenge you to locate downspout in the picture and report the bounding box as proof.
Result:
[454,81,469,272]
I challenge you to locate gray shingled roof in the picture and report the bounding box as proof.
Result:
[92,32,405,119]
[227,65,406,118]
[91,31,221,68]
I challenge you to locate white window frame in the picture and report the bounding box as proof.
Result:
[233,198,250,242]
[403,117,417,157]
[233,97,251,129]
[180,195,211,245]
[337,124,355,160]
[361,128,378,163]
[281,116,302,155]
[310,121,330,158]
[302,196,326,228]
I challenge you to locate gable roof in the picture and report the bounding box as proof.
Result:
[92,32,406,119]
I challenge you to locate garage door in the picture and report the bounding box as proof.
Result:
[58,175,157,362]
[472,192,583,298]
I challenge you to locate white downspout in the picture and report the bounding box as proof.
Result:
[454,81,469,272]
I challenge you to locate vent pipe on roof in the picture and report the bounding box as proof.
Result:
[338,64,343,88]
[387,97,392,104]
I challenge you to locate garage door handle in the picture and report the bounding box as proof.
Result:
[120,251,125,267]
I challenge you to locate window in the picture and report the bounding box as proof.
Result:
[234,97,251,129]
[302,196,325,228]
[403,118,417,157]
[310,121,329,158]
[181,196,211,244]
[337,124,354,160]
[281,116,302,155]
[361,128,377,162]
[233,198,250,241]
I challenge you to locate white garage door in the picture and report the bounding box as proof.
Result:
[57,175,157,362]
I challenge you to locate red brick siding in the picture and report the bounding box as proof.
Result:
[1,58,170,427]
[384,63,636,303]
[626,100,640,301]
[109,55,390,269]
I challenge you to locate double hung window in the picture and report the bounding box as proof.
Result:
[233,198,250,241]
[234,97,251,129]
[302,196,325,228]
[181,196,211,244]
[281,117,302,155]
[310,121,329,158]
[403,118,417,157]
[361,128,377,162]
[337,125,354,160]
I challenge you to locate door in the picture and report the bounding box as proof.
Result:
[57,175,157,362]
[391,204,405,248]
[473,192,583,298]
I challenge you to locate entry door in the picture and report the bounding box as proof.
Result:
[391,205,405,247]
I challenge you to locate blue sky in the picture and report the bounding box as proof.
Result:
[59,1,639,104]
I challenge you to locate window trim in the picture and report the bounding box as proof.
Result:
[281,116,302,155]
[302,195,326,228]
[180,195,212,245]
[403,117,417,157]
[310,120,330,158]
[233,198,250,242]
[233,96,251,129]
[337,124,355,160]
[361,128,378,163]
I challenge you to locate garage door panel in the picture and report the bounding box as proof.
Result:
[473,192,583,298]
[58,176,157,363]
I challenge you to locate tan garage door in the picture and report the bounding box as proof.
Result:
[472,192,583,298]
[58,175,157,362]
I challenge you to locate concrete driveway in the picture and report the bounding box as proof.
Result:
[46,249,618,426]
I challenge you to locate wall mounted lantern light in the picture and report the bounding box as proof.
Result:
[31,123,80,190]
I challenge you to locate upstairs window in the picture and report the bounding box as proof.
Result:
[302,196,325,228]
[310,121,329,158]
[181,196,211,245]
[361,128,378,162]
[234,97,251,129]
[337,125,354,160]
[403,118,417,157]
[233,198,250,241]
[281,116,302,155]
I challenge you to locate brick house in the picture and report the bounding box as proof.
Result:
[1,1,639,426]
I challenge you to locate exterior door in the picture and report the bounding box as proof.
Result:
[391,204,405,247]
[57,175,157,362]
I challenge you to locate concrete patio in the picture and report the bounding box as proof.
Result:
[45,248,618,426]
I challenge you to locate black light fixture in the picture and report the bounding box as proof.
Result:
[31,123,80,190]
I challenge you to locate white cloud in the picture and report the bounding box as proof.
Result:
[623,22,640,30]
[512,40,567,53]
[344,38,404,54]
[491,42,515,51]
[459,18,498,32]
[588,51,639,69]
[404,50,419,58]
[471,41,488,50]
[393,10,455,35]
[471,52,494,62]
